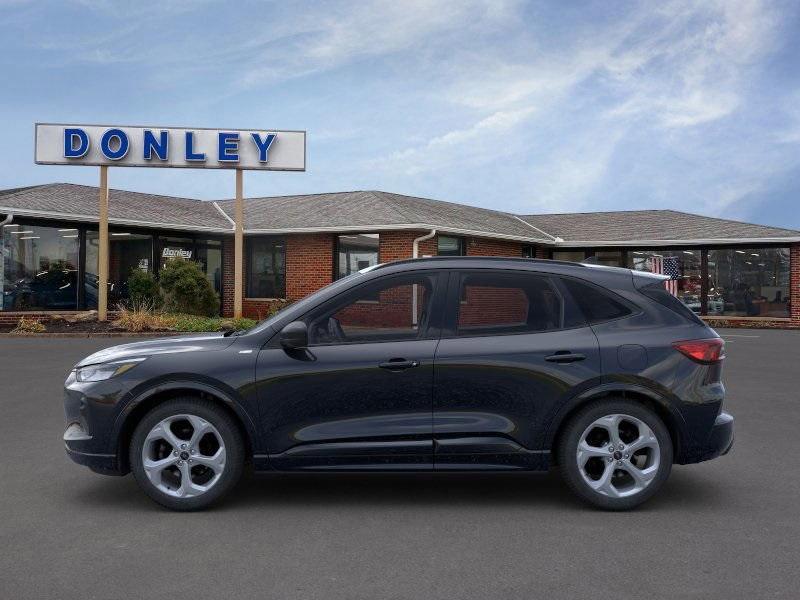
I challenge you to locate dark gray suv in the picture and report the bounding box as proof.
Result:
[64,257,733,511]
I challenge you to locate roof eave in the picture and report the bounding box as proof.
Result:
[0,206,231,234]
[551,237,800,246]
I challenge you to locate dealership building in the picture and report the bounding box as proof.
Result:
[1,182,799,328]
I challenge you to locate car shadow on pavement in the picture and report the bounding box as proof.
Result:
[70,467,726,513]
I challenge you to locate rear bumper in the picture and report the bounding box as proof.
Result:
[697,411,734,462]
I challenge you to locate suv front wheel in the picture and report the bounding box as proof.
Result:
[130,398,245,511]
[558,399,673,510]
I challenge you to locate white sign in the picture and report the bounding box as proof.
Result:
[162,247,192,259]
[34,123,306,171]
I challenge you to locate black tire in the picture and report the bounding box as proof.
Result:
[557,398,673,510]
[130,398,245,511]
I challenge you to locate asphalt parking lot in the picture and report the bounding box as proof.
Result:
[1,329,799,599]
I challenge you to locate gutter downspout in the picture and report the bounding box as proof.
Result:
[412,229,436,326]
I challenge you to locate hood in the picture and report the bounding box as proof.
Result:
[75,333,236,367]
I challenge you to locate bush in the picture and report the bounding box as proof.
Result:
[158,259,219,316]
[114,304,173,332]
[127,269,161,308]
[11,317,46,334]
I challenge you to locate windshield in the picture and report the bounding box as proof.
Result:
[241,269,370,336]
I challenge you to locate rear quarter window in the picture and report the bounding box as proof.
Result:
[560,277,633,324]
[639,281,706,325]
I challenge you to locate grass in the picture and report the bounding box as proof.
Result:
[10,317,46,334]
[113,305,257,333]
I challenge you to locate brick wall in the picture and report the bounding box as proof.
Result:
[221,237,235,317]
[239,233,334,320]
[466,237,526,257]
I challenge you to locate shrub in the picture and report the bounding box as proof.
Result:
[11,317,46,334]
[114,303,173,332]
[127,269,161,308]
[158,259,219,317]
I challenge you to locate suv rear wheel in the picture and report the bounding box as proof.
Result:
[130,398,244,511]
[558,398,673,510]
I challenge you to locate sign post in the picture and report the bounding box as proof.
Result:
[35,123,306,320]
[98,166,109,320]
[234,169,244,319]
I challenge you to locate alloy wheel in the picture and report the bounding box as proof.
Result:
[576,413,661,498]
[141,414,226,499]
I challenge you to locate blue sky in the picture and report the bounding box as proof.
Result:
[1,0,799,228]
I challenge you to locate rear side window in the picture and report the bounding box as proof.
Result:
[560,277,632,324]
[639,281,705,325]
[455,272,562,336]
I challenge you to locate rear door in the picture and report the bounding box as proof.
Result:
[432,269,602,469]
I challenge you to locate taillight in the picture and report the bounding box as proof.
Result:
[672,338,725,364]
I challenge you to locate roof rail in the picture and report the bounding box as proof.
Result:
[371,256,588,271]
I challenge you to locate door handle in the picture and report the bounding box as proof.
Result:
[544,352,586,363]
[379,359,420,371]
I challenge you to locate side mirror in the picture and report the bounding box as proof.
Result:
[280,321,308,350]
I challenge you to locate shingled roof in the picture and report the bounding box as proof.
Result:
[215,190,551,242]
[0,183,231,232]
[519,210,800,244]
[2,183,798,244]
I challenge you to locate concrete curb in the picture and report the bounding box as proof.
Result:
[0,331,201,338]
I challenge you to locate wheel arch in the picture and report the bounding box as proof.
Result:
[113,381,259,474]
[546,384,685,465]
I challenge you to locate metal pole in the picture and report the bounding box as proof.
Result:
[98,166,109,321]
[234,169,244,319]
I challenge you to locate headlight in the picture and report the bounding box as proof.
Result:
[75,358,146,382]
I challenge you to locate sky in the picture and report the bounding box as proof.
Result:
[1,0,799,228]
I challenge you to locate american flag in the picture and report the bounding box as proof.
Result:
[650,255,680,296]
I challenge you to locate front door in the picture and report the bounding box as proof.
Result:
[433,270,602,469]
[255,271,444,470]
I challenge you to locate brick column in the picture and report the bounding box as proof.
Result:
[285,233,335,299]
[221,237,235,317]
[535,246,549,259]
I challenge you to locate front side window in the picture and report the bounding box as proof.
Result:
[247,237,285,298]
[309,274,436,345]
[336,234,379,279]
[2,223,79,310]
[707,247,790,318]
[455,272,563,336]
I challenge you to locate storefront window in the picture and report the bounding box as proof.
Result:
[2,223,79,310]
[85,230,153,308]
[593,250,623,267]
[552,250,586,262]
[247,236,285,298]
[336,234,379,278]
[707,248,790,318]
[196,240,223,296]
[628,249,702,311]
[438,236,465,256]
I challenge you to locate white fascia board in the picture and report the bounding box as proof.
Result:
[551,237,800,246]
[0,206,231,233]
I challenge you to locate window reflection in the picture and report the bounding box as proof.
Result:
[628,250,702,311]
[707,248,790,318]
[2,224,79,310]
[336,234,379,278]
